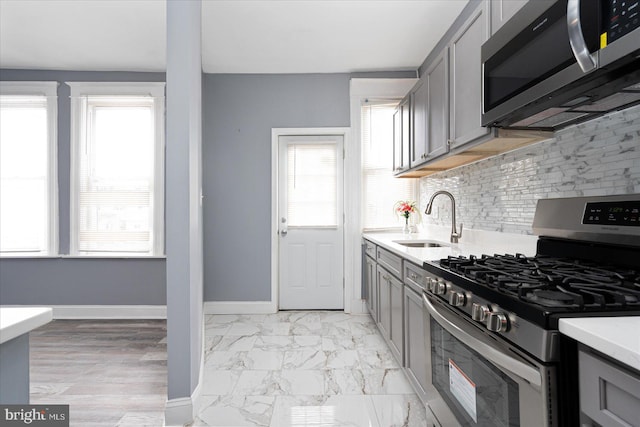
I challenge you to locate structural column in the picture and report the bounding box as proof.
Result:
[165,0,204,424]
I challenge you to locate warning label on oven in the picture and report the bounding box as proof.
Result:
[449,358,477,423]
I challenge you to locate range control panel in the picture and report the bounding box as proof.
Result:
[582,201,640,226]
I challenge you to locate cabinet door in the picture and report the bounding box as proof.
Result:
[389,274,404,364]
[490,0,527,35]
[377,265,391,341]
[426,49,449,160]
[365,255,378,322]
[392,107,403,174]
[450,1,490,149]
[404,286,428,403]
[401,96,411,170]
[411,78,428,166]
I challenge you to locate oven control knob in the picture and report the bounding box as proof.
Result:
[487,312,508,332]
[426,277,436,292]
[471,303,490,322]
[434,280,448,295]
[448,291,466,307]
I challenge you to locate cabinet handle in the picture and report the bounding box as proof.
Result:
[410,273,418,280]
[383,274,390,280]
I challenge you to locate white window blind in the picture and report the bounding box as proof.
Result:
[287,143,337,227]
[69,83,164,256]
[0,82,57,255]
[361,102,417,230]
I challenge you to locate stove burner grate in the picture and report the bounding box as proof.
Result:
[439,254,640,310]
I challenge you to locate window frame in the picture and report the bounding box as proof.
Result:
[68,82,165,257]
[360,99,419,231]
[0,81,58,256]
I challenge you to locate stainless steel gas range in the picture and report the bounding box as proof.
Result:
[420,194,640,427]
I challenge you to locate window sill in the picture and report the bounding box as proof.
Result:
[0,255,167,260]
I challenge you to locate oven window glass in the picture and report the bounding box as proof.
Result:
[431,320,520,426]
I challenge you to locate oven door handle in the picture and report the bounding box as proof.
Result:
[422,293,542,387]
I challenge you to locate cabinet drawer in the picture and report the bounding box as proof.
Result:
[404,262,428,293]
[363,239,376,259]
[579,347,640,427]
[377,246,402,279]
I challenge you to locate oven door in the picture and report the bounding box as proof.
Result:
[422,293,555,427]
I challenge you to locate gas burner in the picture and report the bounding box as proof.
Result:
[523,290,580,308]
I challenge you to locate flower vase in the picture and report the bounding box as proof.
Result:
[403,216,410,234]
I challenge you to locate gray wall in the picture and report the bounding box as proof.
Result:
[202,73,349,301]
[0,69,166,306]
[202,72,414,302]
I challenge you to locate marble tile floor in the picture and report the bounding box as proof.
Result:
[29,319,167,427]
[191,311,426,427]
[28,313,426,427]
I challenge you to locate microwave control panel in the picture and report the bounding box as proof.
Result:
[603,0,640,46]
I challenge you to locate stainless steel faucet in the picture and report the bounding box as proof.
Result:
[424,190,463,243]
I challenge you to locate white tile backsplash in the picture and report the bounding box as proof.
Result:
[419,105,640,234]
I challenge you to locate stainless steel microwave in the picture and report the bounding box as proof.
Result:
[482,0,640,130]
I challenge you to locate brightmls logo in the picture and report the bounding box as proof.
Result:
[0,405,68,426]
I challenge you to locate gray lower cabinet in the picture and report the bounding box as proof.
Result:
[377,264,404,363]
[579,345,640,427]
[403,283,428,403]
[364,253,378,323]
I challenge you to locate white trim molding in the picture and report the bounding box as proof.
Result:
[164,397,193,427]
[67,81,165,257]
[0,81,59,256]
[165,313,206,427]
[16,305,168,319]
[347,78,417,310]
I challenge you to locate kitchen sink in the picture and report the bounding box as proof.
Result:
[393,240,448,248]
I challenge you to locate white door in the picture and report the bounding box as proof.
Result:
[278,135,344,310]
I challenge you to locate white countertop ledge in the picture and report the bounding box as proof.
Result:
[0,307,53,344]
[559,317,640,371]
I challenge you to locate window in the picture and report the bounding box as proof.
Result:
[0,82,57,255]
[286,139,339,227]
[361,101,417,230]
[68,82,164,256]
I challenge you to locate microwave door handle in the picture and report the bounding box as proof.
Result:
[422,294,542,387]
[567,0,597,72]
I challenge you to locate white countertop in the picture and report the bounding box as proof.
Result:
[0,307,53,344]
[363,225,538,267]
[559,317,640,372]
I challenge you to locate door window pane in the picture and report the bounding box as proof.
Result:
[287,143,337,227]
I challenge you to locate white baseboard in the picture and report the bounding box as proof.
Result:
[203,301,276,315]
[164,315,206,427]
[41,305,167,319]
[348,299,368,315]
[164,397,193,427]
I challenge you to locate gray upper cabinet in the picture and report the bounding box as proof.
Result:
[490,0,527,35]
[412,48,449,168]
[411,77,428,166]
[449,1,491,149]
[393,95,411,175]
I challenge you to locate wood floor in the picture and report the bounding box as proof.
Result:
[29,319,167,427]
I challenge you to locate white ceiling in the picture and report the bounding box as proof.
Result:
[0,0,469,74]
